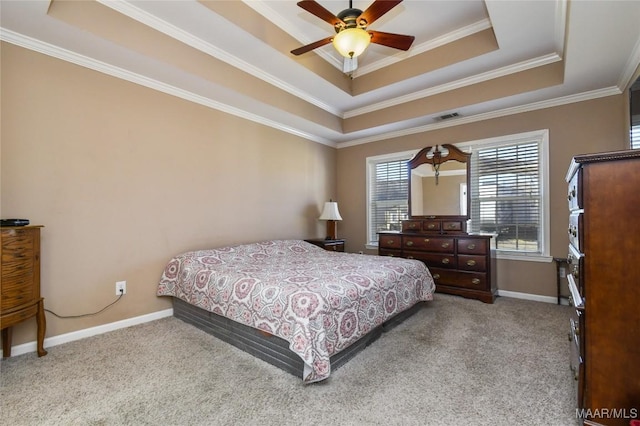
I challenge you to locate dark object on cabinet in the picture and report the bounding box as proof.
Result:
[1,219,30,227]
[566,149,640,426]
[304,238,345,252]
[1,226,47,357]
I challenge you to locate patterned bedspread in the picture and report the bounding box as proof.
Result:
[157,240,435,383]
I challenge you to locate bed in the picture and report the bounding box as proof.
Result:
[157,239,435,383]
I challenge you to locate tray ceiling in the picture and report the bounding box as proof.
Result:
[1,0,639,147]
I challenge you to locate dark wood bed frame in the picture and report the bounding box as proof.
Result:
[173,297,425,379]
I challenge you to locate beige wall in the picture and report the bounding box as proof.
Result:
[1,43,336,346]
[1,40,632,348]
[337,95,628,297]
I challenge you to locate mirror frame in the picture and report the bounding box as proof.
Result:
[407,144,471,220]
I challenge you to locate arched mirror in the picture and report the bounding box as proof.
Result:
[408,144,471,224]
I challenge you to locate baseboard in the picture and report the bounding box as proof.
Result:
[497,290,559,304]
[2,291,561,357]
[1,308,173,358]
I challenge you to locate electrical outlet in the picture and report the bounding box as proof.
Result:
[559,267,566,278]
[116,281,127,295]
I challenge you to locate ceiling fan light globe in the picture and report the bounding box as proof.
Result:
[333,28,370,58]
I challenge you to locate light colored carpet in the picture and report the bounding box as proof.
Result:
[0,294,576,425]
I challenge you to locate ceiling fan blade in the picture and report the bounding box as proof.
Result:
[296,1,344,27]
[369,31,415,51]
[358,0,403,27]
[291,36,334,56]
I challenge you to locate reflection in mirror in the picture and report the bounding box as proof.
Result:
[408,144,471,219]
[411,162,467,216]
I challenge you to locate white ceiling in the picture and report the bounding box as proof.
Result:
[1,0,640,147]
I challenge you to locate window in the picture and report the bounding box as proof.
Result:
[366,151,414,247]
[631,77,640,149]
[467,130,550,260]
[365,131,549,261]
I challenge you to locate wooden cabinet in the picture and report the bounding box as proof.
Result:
[379,227,496,303]
[304,238,345,252]
[565,150,640,425]
[1,226,47,357]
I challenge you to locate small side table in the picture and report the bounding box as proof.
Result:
[553,257,569,305]
[304,238,345,252]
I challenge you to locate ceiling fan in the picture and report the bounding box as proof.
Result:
[290,0,415,60]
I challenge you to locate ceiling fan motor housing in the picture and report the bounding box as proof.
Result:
[335,8,365,32]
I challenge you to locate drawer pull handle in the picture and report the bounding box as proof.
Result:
[409,223,417,228]
[406,241,414,246]
[467,244,476,250]
[407,256,414,259]
[423,238,430,243]
[442,258,450,264]
[570,365,579,381]
[386,240,396,246]
[441,243,450,248]
[432,274,440,280]
[447,223,456,229]
[471,278,480,285]
[427,223,436,229]
[467,260,476,266]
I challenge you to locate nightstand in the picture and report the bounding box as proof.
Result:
[304,238,345,252]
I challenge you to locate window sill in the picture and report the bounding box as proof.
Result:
[495,253,553,263]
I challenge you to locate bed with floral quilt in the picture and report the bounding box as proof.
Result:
[157,239,435,383]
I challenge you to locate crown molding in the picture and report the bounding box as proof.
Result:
[344,53,562,118]
[356,18,493,77]
[0,28,336,148]
[618,32,640,90]
[337,86,621,148]
[97,0,343,117]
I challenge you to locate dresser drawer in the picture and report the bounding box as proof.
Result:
[402,220,422,232]
[1,274,36,311]
[404,236,454,252]
[0,301,39,328]
[569,316,583,396]
[422,221,441,232]
[567,169,582,210]
[457,238,489,255]
[567,244,584,294]
[405,251,456,268]
[429,267,487,290]
[378,248,401,257]
[379,234,402,249]
[568,212,583,252]
[442,221,463,232]
[457,255,486,272]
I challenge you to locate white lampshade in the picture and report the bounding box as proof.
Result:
[319,201,343,221]
[332,28,371,58]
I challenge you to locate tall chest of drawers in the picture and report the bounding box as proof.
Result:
[1,225,47,357]
[566,150,640,425]
[379,227,496,303]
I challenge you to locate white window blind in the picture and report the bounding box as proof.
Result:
[469,141,542,254]
[631,78,639,149]
[367,158,409,245]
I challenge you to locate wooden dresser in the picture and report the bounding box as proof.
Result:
[379,222,496,303]
[566,150,639,425]
[1,225,47,357]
